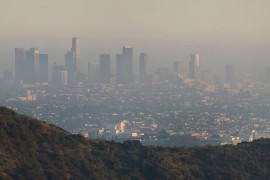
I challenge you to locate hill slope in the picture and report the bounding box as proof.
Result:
[0,106,270,179]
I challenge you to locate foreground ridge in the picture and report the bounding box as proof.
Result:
[0,106,270,179]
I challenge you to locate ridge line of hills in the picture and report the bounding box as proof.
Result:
[0,106,270,179]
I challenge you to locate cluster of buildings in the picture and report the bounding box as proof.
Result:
[12,36,240,88]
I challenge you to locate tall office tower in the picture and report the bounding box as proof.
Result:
[88,62,99,82]
[174,61,186,78]
[72,37,80,71]
[25,48,39,83]
[139,53,148,84]
[65,51,75,71]
[29,48,40,73]
[123,46,133,83]
[99,54,111,83]
[15,48,27,81]
[115,46,133,84]
[52,64,68,87]
[225,64,235,86]
[65,51,75,84]
[116,54,125,84]
[39,54,48,82]
[65,37,81,85]
[189,54,200,81]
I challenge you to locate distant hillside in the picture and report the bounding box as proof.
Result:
[1,106,270,179]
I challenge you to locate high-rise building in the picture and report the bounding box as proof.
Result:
[139,53,148,84]
[225,64,235,86]
[72,37,80,71]
[39,54,48,82]
[99,54,111,83]
[15,48,27,81]
[189,54,200,81]
[65,37,81,85]
[65,51,75,84]
[28,48,40,74]
[116,54,125,84]
[15,48,47,84]
[115,46,134,84]
[116,46,133,84]
[65,51,75,71]
[174,61,186,79]
[123,46,133,83]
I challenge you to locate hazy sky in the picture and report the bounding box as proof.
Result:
[1,0,270,76]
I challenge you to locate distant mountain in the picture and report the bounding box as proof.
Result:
[0,106,270,179]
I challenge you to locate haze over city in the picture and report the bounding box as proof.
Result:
[1,0,270,76]
[3,1,270,178]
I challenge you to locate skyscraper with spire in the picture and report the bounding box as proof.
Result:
[65,37,81,85]
[72,37,80,71]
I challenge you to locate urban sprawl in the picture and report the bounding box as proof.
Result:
[1,37,270,146]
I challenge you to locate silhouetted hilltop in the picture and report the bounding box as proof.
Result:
[0,106,270,179]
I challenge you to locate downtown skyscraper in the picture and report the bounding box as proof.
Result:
[65,37,82,85]
[123,46,133,83]
[39,54,48,82]
[15,48,27,82]
[116,46,133,84]
[225,64,236,86]
[139,53,148,84]
[99,54,111,83]
[71,37,80,71]
[189,54,200,81]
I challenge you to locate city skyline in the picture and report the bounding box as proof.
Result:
[10,38,270,85]
[1,1,270,77]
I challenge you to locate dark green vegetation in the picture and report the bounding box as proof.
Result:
[0,107,270,179]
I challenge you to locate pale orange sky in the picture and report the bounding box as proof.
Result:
[1,0,270,40]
